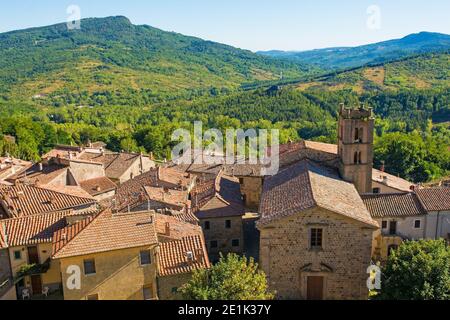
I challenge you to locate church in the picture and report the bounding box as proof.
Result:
[255,104,379,300]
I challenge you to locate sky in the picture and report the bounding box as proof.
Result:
[0,0,449,52]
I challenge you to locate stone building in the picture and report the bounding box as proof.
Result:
[258,160,378,300]
[194,174,245,262]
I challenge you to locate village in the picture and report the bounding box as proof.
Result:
[0,104,449,300]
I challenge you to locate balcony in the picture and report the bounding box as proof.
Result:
[14,258,51,282]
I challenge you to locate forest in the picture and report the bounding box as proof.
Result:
[0,16,448,184]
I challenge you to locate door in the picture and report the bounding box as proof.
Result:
[27,246,39,264]
[30,275,42,296]
[307,276,324,300]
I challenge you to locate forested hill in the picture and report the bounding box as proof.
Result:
[258,32,450,70]
[295,52,450,93]
[0,16,314,104]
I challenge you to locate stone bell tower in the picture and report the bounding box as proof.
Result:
[337,103,374,194]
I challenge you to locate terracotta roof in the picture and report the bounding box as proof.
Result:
[362,193,427,218]
[155,213,204,240]
[196,175,245,219]
[416,188,450,211]
[80,177,117,196]
[114,170,158,210]
[0,184,97,218]
[144,186,190,209]
[158,235,210,277]
[8,163,68,186]
[372,169,415,192]
[69,150,144,180]
[0,210,70,249]
[158,167,195,188]
[259,160,378,228]
[52,210,158,259]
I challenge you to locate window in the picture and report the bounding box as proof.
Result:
[310,228,323,249]
[87,294,99,300]
[143,286,153,300]
[204,221,210,230]
[373,188,381,194]
[232,239,240,247]
[225,220,231,229]
[140,250,151,266]
[171,287,178,294]
[389,221,397,235]
[210,241,218,249]
[381,221,388,229]
[84,259,96,275]
[239,178,244,184]
[414,220,421,229]
[13,250,21,260]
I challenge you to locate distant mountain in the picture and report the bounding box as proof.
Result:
[0,16,314,104]
[258,32,450,70]
[295,52,450,93]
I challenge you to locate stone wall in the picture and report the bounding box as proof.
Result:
[259,207,374,300]
[200,216,243,262]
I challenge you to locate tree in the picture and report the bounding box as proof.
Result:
[378,240,450,300]
[180,254,274,300]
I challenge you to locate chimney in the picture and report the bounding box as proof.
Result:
[38,163,43,172]
[186,251,194,265]
[380,161,385,173]
[165,222,170,237]
[382,176,388,185]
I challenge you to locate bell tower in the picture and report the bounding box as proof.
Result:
[338,103,374,194]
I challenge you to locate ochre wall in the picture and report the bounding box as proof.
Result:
[58,245,157,300]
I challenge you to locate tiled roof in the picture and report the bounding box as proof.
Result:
[0,184,97,218]
[80,177,117,196]
[114,170,157,210]
[52,209,208,278]
[8,163,68,186]
[158,167,195,188]
[78,152,141,180]
[52,210,158,259]
[0,210,71,249]
[144,186,190,209]
[372,169,415,192]
[416,188,450,211]
[158,235,210,277]
[196,175,245,219]
[362,193,427,218]
[259,160,378,228]
[155,213,204,240]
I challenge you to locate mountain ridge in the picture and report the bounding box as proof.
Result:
[258,31,450,70]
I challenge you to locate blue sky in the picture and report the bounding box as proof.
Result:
[1,0,449,51]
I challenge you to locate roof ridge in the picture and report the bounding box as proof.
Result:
[37,184,95,201]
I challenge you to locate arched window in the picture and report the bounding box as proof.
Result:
[354,152,359,164]
[354,128,359,141]
[358,152,362,164]
[359,128,364,142]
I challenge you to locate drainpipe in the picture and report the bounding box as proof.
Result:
[435,211,441,240]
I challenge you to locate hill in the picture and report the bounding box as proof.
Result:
[258,32,450,70]
[294,53,450,93]
[0,16,315,105]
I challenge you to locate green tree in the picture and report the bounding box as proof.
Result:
[378,240,450,300]
[180,254,274,300]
